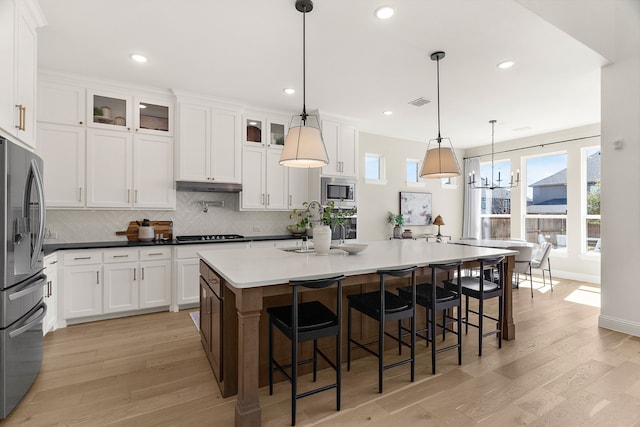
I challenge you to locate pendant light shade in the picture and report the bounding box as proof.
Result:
[420,51,461,179]
[280,0,329,168]
[280,115,328,167]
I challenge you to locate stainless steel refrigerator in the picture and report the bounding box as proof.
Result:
[0,137,46,418]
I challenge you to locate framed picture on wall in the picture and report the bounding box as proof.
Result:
[399,191,433,225]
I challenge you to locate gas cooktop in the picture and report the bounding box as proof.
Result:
[175,234,245,243]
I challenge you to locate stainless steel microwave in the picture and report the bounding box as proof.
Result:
[321,177,357,208]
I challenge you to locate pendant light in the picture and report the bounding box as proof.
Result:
[420,51,461,178]
[279,0,329,168]
[468,120,520,189]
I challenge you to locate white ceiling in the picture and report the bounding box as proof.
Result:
[36,0,606,148]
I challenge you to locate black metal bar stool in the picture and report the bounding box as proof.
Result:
[444,256,504,356]
[397,261,463,374]
[267,275,345,426]
[347,266,417,393]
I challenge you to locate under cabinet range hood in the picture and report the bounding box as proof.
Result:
[176,181,242,193]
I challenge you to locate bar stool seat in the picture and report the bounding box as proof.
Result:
[268,275,345,426]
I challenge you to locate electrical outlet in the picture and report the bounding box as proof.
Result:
[253,226,261,233]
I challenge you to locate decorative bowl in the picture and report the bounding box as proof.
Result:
[287,225,307,237]
[337,243,368,255]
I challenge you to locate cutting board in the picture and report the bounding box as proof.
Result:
[116,220,173,241]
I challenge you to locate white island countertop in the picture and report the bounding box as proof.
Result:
[198,239,518,289]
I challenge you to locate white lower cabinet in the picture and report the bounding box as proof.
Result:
[103,261,139,314]
[62,247,172,321]
[63,262,103,319]
[43,253,58,335]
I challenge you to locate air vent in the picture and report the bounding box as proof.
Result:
[408,97,431,107]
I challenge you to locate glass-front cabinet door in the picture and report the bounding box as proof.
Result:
[87,89,132,131]
[268,120,286,149]
[243,117,264,145]
[135,98,172,136]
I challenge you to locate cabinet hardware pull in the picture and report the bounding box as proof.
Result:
[15,104,26,131]
[50,260,58,265]
[74,256,91,260]
[79,121,83,125]
[267,194,270,205]
[79,187,82,202]
[113,255,129,258]
[141,267,145,280]
[135,190,138,203]
[127,189,131,203]
[133,268,136,280]
[289,195,292,206]
[148,252,163,256]
[96,271,99,284]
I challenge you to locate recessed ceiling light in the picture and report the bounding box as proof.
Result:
[497,60,515,69]
[249,121,258,126]
[383,110,393,116]
[374,6,395,20]
[283,88,295,95]
[139,103,147,109]
[130,53,147,63]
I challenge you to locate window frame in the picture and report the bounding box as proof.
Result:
[582,146,601,255]
[405,158,425,187]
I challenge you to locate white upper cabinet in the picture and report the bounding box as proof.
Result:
[321,119,358,178]
[38,122,86,207]
[86,129,133,208]
[133,134,175,209]
[288,167,311,210]
[0,0,45,148]
[134,97,173,136]
[37,80,85,126]
[87,89,133,132]
[177,101,241,183]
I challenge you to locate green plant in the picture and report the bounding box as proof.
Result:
[290,200,356,229]
[289,208,310,230]
[387,212,404,226]
[93,106,103,116]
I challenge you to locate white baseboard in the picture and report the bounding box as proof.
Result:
[598,314,640,337]
[545,268,600,284]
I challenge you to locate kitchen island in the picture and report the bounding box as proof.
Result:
[198,239,517,427]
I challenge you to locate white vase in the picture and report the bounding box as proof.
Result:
[313,225,332,255]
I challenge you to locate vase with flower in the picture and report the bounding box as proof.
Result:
[387,212,404,239]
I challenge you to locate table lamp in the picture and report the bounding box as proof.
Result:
[433,215,445,242]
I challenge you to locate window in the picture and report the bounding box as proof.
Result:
[479,159,512,240]
[365,153,385,184]
[524,153,568,249]
[406,160,418,183]
[441,176,458,189]
[584,147,601,253]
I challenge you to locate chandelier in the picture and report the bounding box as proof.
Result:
[468,120,520,189]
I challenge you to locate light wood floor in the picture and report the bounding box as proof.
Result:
[4,276,638,427]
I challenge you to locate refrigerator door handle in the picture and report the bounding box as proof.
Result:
[26,159,46,270]
[8,301,47,339]
[8,274,47,301]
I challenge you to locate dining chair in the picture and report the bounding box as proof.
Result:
[506,246,533,298]
[347,266,417,393]
[267,275,345,426]
[531,242,553,291]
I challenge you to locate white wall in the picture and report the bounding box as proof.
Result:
[357,132,464,242]
[45,191,292,243]
[465,124,601,283]
[599,2,640,335]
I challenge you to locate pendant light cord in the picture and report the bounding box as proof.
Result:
[301,6,307,124]
[491,120,495,185]
[436,56,441,142]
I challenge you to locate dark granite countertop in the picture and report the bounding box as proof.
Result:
[43,234,299,255]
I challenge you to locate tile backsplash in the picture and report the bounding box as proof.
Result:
[45,192,293,243]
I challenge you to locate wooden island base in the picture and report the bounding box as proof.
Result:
[198,240,516,426]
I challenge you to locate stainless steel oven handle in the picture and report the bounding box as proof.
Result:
[9,302,47,339]
[8,274,47,301]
